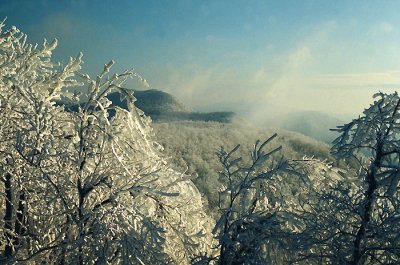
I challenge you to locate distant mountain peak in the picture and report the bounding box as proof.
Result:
[133,89,192,114]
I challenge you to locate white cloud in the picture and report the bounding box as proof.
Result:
[381,21,394,33]
[163,64,244,111]
[286,46,314,72]
[370,21,394,35]
[246,21,399,121]
[161,20,399,122]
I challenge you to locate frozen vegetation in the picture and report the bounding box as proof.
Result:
[0,22,400,265]
[152,121,336,218]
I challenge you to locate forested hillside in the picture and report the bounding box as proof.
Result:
[153,121,335,216]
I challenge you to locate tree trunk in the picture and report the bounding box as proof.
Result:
[350,144,381,265]
[78,186,85,265]
[3,173,14,258]
[77,178,92,265]
[14,191,27,247]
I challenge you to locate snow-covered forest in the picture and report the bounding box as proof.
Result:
[1,18,400,265]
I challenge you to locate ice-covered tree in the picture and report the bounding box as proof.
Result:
[0,20,212,264]
[289,92,400,264]
[331,92,400,264]
[191,134,305,265]
[283,159,359,264]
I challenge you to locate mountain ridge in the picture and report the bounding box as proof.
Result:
[107,89,237,123]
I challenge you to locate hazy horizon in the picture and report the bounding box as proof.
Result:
[2,0,400,121]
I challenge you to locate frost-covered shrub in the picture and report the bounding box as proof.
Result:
[0,21,212,264]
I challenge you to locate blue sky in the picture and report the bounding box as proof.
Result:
[1,0,400,119]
